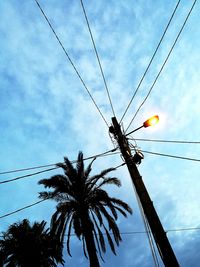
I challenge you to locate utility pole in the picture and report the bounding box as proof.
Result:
[109,117,180,267]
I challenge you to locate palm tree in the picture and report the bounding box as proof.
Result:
[0,219,64,267]
[38,152,132,267]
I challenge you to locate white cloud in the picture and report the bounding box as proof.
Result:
[0,1,200,266]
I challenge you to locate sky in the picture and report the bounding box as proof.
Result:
[0,0,200,266]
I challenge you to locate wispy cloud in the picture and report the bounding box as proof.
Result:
[0,0,200,266]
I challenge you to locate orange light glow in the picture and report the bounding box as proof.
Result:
[143,115,159,128]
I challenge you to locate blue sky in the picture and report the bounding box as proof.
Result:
[0,0,200,266]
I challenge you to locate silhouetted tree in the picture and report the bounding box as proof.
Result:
[39,152,132,267]
[0,219,64,267]
[0,249,5,267]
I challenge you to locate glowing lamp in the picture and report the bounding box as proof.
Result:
[126,115,159,136]
[143,115,159,128]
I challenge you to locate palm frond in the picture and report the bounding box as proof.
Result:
[103,226,116,255]
[82,236,88,259]
[87,168,116,185]
[50,209,60,231]
[63,157,77,180]
[92,207,103,226]
[84,157,96,179]
[50,209,72,241]
[38,191,57,200]
[99,206,121,245]
[38,175,67,188]
[90,211,106,254]
[38,152,133,265]
[110,198,133,215]
[60,217,70,247]
[56,201,77,214]
[66,219,73,257]
[76,151,84,178]
[89,188,110,203]
[97,177,121,189]
[73,213,82,239]
[92,227,105,262]
[1,219,64,266]
[113,205,128,217]
[105,203,118,220]
[93,168,116,179]
[54,214,66,240]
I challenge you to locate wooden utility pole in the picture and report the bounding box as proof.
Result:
[110,117,179,267]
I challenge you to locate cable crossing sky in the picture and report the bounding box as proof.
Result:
[2,145,200,184]
[119,0,181,124]
[80,0,116,118]
[35,0,110,128]
[124,0,197,133]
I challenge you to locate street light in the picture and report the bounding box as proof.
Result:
[126,115,159,136]
[143,115,159,127]
[110,115,180,267]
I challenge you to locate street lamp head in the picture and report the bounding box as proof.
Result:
[125,115,159,136]
[143,115,159,128]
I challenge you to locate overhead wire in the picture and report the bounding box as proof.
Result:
[0,167,59,185]
[2,144,200,184]
[140,149,200,163]
[119,0,181,124]
[145,216,160,267]
[0,152,123,185]
[0,192,199,234]
[0,148,118,176]
[125,0,197,133]
[80,0,116,117]
[135,186,160,267]
[0,163,59,176]
[34,0,109,128]
[2,137,197,177]
[0,162,125,219]
[0,195,200,238]
[52,225,200,239]
[0,200,46,219]
[1,225,200,237]
[130,138,200,144]
[106,226,200,235]
[166,227,200,233]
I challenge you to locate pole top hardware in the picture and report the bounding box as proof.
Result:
[109,125,115,134]
[132,151,144,165]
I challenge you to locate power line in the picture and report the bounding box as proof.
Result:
[125,0,197,132]
[0,163,125,220]
[0,193,199,235]
[0,167,59,185]
[80,0,116,117]
[2,146,199,185]
[0,148,118,176]
[166,227,200,233]
[141,149,200,163]
[0,163,58,176]
[34,0,109,128]
[0,150,122,185]
[0,197,199,234]
[134,182,160,267]
[119,0,181,124]
[115,227,200,236]
[0,195,199,235]
[1,226,200,238]
[130,138,200,144]
[62,227,200,237]
[0,200,46,219]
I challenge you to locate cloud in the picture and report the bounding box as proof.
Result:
[1,1,200,266]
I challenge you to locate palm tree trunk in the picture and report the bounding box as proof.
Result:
[82,212,100,267]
